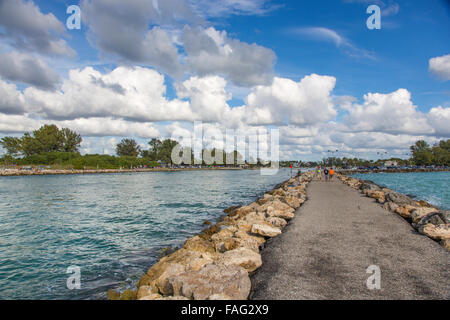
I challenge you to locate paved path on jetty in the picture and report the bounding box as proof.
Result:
[251,177,449,300]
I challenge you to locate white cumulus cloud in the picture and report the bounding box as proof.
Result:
[429,54,450,81]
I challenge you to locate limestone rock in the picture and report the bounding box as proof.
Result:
[267,210,295,220]
[438,210,450,224]
[208,294,232,300]
[411,207,439,223]
[139,293,162,300]
[169,264,251,300]
[416,200,434,207]
[385,191,416,206]
[214,238,240,253]
[211,228,235,243]
[266,216,287,228]
[107,289,121,300]
[234,230,265,252]
[232,205,254,218]
[137,285,158,299]
[360,180,381,191]
[251,224,282,237]
[216,247,262,273]
[155,263,186,295]
[155,296,190,300]
[367,190,385,203]
[419,223,450,241]
[413,212,445,229]
[188,256,215,271]
[183,236,215,254]
[284,196,301,209]
[440,239,450,251]
[394,205,417,219]
[143,249,203,287]
[271,200,294,212]
[383,201,399,212]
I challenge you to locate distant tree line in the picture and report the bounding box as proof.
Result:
[1,125,449,169]
[410,139,450,166]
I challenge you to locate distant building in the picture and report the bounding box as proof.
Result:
[157,160,168,168]
[385,160,398,167]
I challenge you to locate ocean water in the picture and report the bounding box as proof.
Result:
[0,169,295,300]
[351,171,450,210]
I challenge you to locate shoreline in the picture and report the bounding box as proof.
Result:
[108,170,315,300]
[0,167,259,177]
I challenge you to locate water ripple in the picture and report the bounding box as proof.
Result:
[0,169,293,299]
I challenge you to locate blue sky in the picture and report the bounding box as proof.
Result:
[0,0,449,160]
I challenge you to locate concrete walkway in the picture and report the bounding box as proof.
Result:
[250,177,449,299]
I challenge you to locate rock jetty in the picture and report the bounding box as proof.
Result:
[337,173,450,250]
[109,170,316,300]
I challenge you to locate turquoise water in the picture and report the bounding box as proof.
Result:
[351,171,450,210]
[0,169,294,300]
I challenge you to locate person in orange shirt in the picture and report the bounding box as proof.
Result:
[329,168,335,181]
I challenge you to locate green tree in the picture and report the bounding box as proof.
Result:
[410,140,433,165]
[141,138,162,161]
[0,136,22,156]
[32,124,64,153]
[158,139,179,164]
[431,139,450,166]
[116,139,141,157]
[60,128,82,153]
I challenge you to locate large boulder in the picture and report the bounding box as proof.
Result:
[284,196,301,209]
[383,201,399,212]
[385,191,416,206]
[183,236,216,254]
[441,239,450,251]
[169,264,251,300]
[139,293,163,300]
[251,224,282,237]
[216,247,262,273]
[413,212,446,229]
[188,255,215,271]
[360,180,381,191]
[271,200,295,212]
[418,223,450,241]
[155,296,190,300]
[137,285,158,299]
[266,217,287,228]
[410,207,439,223]
[394,205,417,219]
[214,238,240,253]
[208,294,232,300]
[229,205,253,218]
[438,210,450,224]
[155,263,186,295]
[267,210,295,220]
[366,190,385,203]
[211,228,235,243]
[142,249,204,287]
[234,230,265,252]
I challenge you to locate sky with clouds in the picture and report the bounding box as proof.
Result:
[0,0,449,160]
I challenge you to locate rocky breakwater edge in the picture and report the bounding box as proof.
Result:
[108,170,316,300]
[337,173,450,251]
